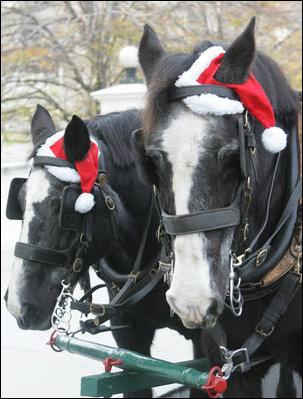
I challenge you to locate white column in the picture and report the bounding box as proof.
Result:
[91,83,146,115]
[91,46,147,115]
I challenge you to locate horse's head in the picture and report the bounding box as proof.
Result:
[5,105,106,330]
[134,19,298,329]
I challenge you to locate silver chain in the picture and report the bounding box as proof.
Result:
[225,251,244,316]
[51,280,75,334]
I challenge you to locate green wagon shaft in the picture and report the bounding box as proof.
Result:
[54,335,225,397]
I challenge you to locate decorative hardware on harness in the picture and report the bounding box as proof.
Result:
[158,258,174,286]
[225,252,243,316]
[98,172,106,188]
[219,346,250,377]
[105,195,115,211]
[255,248,268,267]
[291,253,302,283]
[51,280,75,334]
[89,303,106,317]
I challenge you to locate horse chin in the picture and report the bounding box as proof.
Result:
[181,315,217,330]
[16,315,52,331]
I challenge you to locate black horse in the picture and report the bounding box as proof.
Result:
[133,18,302,397]
[5,105,204,398]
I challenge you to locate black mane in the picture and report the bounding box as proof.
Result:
[85,109,141,168]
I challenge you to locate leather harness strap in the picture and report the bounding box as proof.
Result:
[71,192,168,333]
[162,196,241,235]
[14,240,76,266]
[168,85,239,102]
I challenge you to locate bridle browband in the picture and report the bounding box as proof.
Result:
[168,85,239,103]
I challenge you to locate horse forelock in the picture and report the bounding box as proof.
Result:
[142,52,198,140]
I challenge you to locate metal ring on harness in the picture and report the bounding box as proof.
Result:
[89,303,105,317]
[73,257,83,273]
[105,195,115,211]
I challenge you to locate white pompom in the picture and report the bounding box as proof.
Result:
[262,127,287,153]
[74,193,95,213]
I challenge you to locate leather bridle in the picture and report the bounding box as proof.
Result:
[10,151,107,289]
[154,84,302,302]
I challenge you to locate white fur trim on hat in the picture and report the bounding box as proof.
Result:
[176,46,225,87]
[36,130,81,183]
[262,127,287,153]
[75,192,95,213]
[174,46,244,117]
[183,93,244,116]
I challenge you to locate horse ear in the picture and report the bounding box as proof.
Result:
[31,104,56,145]
[132,129,158,186]
[214,17,256,84]
[139,24,166,85]
[63,115,91,163]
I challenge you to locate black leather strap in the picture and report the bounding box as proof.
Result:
[242,272,301,358]
[6,178,27,220]
[162,206,240,235]
[14,241,74,266]
[168,85,239,103]
[33,156,77,169]
[238,178,302,281]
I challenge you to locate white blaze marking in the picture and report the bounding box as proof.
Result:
[7,169,50,317]
[162,109,213,324]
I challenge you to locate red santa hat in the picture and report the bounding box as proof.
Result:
[175,46,287,153]
[36,131,99,213]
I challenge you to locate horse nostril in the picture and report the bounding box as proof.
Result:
[207,297,222,317]
[20,302,39,322]
[4,289,8,302]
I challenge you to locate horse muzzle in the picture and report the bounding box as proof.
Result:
[5,288,52,330]
[166,292,223,329]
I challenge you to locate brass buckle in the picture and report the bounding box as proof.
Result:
[90,303,105,317]
[255,325,274,337]
[255,248,268,267]
[98,173,106,187]
[129,272,140,283]
[291,253,302,283]
[73,257,83,273]
[105,195,115,211]
[156,225,165,242]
